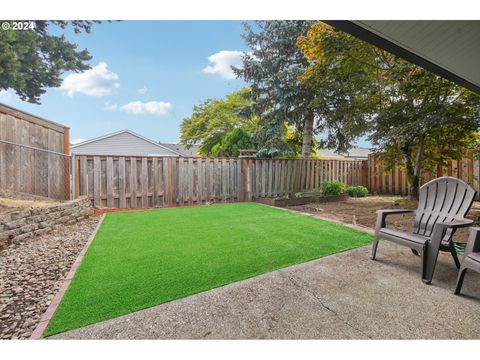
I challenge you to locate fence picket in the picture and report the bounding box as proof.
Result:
[118,157,126,208]
[106,156,114,207]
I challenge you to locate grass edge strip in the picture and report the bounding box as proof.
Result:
[30,213,106,340]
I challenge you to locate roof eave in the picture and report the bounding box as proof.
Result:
[323,20,480,95]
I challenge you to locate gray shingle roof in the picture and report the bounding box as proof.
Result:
[160,143,200,157]
[316,147,370,159]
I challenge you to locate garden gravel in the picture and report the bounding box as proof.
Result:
[0,216,100,339]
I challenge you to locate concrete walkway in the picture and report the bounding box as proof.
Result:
[52,241,480,339]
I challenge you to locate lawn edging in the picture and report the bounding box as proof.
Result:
[30,213,106,340]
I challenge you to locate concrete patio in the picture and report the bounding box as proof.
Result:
[52,241,480,340]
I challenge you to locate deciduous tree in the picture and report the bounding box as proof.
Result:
[180,88,258,156]
[298,22,480,198]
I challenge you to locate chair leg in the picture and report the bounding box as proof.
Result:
[422,244,438,284]
[449,242,461,269]
[371,237,380,260]
[454,267,468,295]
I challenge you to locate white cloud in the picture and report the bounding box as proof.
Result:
[71,138,86,145]
[104,101,118,111]
[202,50,244,80]
[0,89,13,102]
[61,62,119,97]
[137,86,148,95]
[120,101,173,117]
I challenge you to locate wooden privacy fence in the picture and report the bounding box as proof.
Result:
[0,104,70,200]
[366,154,480,199]
[73,155,366,208]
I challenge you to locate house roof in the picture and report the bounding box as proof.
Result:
[160,143,200,157]
[317,147,370,159]
[324,21,480,94]
[70,129,184,156]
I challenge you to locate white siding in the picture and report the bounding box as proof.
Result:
[71,132,179,156]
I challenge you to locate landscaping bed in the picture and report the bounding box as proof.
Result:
[44,202,372,336]
[288,196,480,243]
[255,194,348,207]
[0,216,100,340]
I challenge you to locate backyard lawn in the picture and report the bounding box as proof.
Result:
[45,203,372,336]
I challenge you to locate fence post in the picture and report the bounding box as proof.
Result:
[360,160,368,188]
[167,157,174,207]
[240,158,251,201]
[72,154,80,199]
[63,128,70,200]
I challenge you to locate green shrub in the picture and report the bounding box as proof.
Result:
[320,181,345,196]
[294,192,303,198]
[346,185,369,197]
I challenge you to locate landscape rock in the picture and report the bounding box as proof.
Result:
[0,197,93,249]
[0,216,100,340]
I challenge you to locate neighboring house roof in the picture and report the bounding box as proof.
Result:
[70,129,183,156]
[160,143,200,157]
[317,147,370,159]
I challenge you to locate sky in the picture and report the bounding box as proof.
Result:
[0,20,369,147]
[0,21,251,144]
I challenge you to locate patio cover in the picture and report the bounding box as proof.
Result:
[324,21,480,94]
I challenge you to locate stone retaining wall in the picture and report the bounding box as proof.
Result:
[0,197,93,249]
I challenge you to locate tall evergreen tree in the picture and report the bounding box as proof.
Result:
[0,21,99,103]
[233,20,316,158]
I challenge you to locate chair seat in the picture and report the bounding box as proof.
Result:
[379,228,429,245]
[467,252,480,264]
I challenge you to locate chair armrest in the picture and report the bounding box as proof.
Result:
[434,219,475,229]
[375,209,415,233]
[430,219,475,247]
[376,209,415,215]
[464,227,480,257]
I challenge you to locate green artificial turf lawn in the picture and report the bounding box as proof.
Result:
[45,203,372,336]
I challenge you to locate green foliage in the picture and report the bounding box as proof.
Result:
[321,181,345,196]
[210,128,255,157]
[294,192,303,198]
[346,186,368,198]
[0,21,98,103]
[297,22,376,152]
[180,88,259,156]
[234,21,317,158]
[283,125,319,158]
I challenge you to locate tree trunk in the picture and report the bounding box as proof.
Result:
[301,109,314,159]
[405,157,419,200]
[404,135,425,200]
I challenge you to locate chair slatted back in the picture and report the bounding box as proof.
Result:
[413,177,476,240]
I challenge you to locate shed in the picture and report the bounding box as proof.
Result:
[70,129,183,157]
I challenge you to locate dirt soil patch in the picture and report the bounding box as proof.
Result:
[288,195,480,244]
[0,190,61,215]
